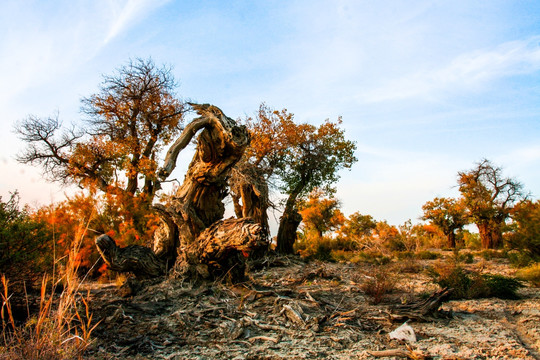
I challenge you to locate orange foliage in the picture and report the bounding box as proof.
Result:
[31,189,159,278]
[298,189,345,238]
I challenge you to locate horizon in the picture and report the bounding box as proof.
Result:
[1,1,539,231]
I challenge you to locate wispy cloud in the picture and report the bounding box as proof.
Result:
[103,0,172,44]
[358,36,540,103]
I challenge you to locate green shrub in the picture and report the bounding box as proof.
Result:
[416,250,441,260]
[330,250,356,262]
[350,251,391,265]
[427,261,523,299]
[479,249,507,261]
[451,249,474,264]
[507,251,535,268]
[0,192,53,278]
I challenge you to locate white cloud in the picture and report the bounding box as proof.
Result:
[358,36,540,103]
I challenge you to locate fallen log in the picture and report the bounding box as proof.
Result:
[95,234,166,278]
[389,287,453,322]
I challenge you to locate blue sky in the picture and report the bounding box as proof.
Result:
[1,0,539,230]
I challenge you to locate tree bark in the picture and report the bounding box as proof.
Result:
[158,104,250,246]
[276,181,305,254]
[173,218,267,282]
[447,231,456,248]
[477,220,503,249]
[95,234,166,278]
[276,196,303,254]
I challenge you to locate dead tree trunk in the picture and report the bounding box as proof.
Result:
[95,104,269,282]
[230,162,270,238]
[95,235,166,278]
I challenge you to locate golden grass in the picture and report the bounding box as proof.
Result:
[1,220,99,360]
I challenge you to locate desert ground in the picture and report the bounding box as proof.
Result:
[81,252,540,360]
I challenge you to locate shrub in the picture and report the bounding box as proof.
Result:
[507,251,535,268]
[0,192,53,279]
[350,251,391,265]
[479,249,507,261]
[360,265,397,304]
[330,250,356,262]
[416,250,441,260]
[427,261,523,299]
[516,263,540,286]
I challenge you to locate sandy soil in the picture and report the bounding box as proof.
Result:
[84,254,540,360]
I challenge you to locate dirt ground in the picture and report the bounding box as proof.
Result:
[84,253,540,360]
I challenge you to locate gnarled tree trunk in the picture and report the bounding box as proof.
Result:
[477,220,503,249]
[230,162,270,238]
[95,104,269,282]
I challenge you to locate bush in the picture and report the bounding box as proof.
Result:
[0,192,53,279]
[427,261,523,299]
[507,251,535,268]
[416,250,441,260]
[516,263,540,287]
[330,250,356,262]
[349,251,391,265]
[479,249,507,261]
[360,265,397,304]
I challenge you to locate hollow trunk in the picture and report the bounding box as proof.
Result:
[229,163,270,239]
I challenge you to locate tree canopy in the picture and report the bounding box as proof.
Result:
[16,58,185,203]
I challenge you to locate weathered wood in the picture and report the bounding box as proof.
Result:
[155,103,251,248]
[95,234,166,278]
[389,287,453,321]
[173,218,267,282]
[230,162,270,238]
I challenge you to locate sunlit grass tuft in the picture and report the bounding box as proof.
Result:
[1,220,99,360]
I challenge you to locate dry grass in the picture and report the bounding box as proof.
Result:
[516,262,540,287]
[0,221,99,360]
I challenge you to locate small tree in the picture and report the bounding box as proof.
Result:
[298,189,345,240]
[339,212,376,250]
[230,104,357,254]
[275,118,357,253]
[458,159,526,249]
[422,197,468,248]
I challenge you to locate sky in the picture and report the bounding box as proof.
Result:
[1,0,539,232]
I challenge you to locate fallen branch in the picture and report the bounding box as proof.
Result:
[367,347,426,359]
